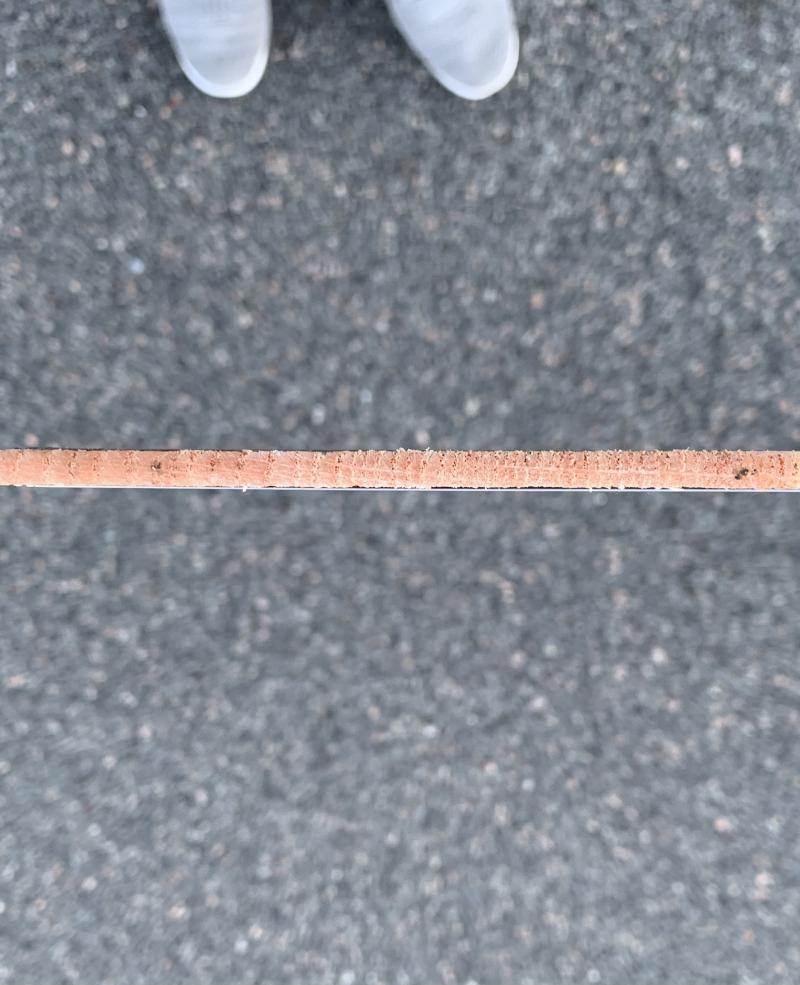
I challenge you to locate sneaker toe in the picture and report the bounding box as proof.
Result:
[180,41,266,95]
[441,26,516,93]
[160,0,270,98]
[393,0,520,101]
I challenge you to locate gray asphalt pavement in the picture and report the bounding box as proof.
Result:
[2,0,800,982]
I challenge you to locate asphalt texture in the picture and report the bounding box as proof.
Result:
[2,0,800,982]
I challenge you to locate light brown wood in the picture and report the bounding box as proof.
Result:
[0,449,798,490]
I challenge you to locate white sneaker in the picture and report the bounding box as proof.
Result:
[386,0,519,100]
[158,0,271,98]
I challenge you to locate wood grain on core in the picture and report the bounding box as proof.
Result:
[0,450,798,490]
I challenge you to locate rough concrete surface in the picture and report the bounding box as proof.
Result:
[2,0,800,982]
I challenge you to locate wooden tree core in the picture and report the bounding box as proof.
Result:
[1,449,798,490]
